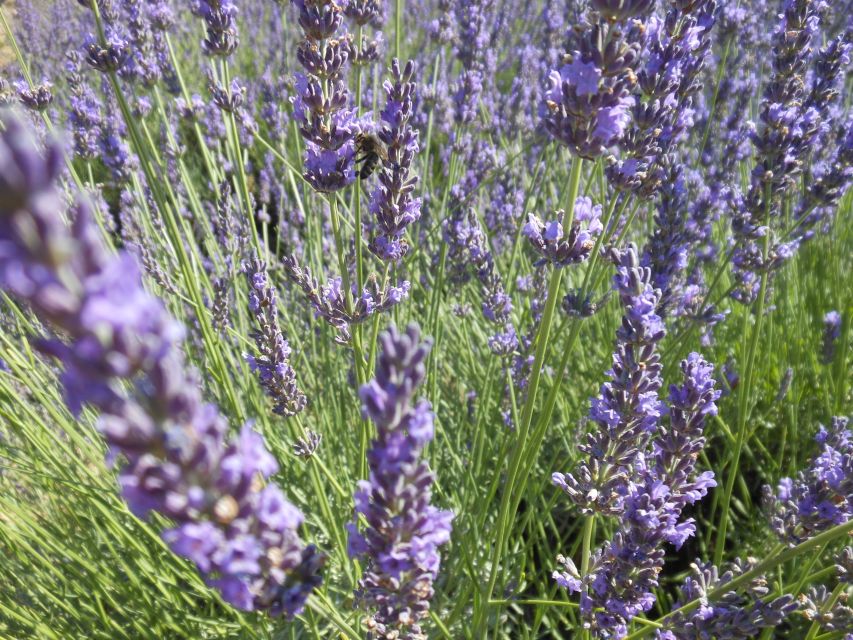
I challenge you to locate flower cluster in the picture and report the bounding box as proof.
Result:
[0,112,322,616]
[540,3,651,158]
[608,0,717,197]
[658,560,798,639]
[243,258,307,417]
[523,197,603,267]
[367,59,422,262]
[282,255,410,343]
[552,245,666,516]
[730,0,829,304]
[442,207,515,355]
[193,0,239,57]
[16,81,53,112]
[345,0,384,65]
[764,416,852,544]
[291,0,358,192]
[348,325,454,639]
[559,352,719,637]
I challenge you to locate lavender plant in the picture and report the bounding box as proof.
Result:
[0,0,851,638]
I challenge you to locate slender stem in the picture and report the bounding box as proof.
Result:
[476,156,584,635]
[714,189,773,566]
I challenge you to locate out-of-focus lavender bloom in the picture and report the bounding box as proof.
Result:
[641,162,717,318]
[561,353,719,637]
[282,255,409,343]
[345,0,384,65]
[244,258,307,417]
[293,430,322,459]
[290,0,357,193]
[0,112,322,616]
[730,0,824,304]
[837,547,853,584]
[442,207,516,352]
[367,60,422,262]
[15,81,53,112]
[193,0,239,57]
[84,28,131,73]
[348,325,453,639]
[657,560,798,639]
[764,416,852,544]
[552,246,666,516]
[524,197,603,267]
[821,310,843,364]
[65,52,102,159]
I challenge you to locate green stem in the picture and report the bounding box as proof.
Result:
[476,157,584,635]
[714,189,773,566]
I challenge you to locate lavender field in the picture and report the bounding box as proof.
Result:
[0,1,851,638]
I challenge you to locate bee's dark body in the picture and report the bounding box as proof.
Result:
[354,132,388,179]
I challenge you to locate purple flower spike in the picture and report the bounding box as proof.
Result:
[348,325,453,639]
[560,352,719,637]
[659,560,798,639]
[552,245,667,516]
[243,258,307,417]
[368,59,422,263]
[0,112,322,616]
[821,310,842,364]
[193,0,239,57]
[540,4,650,158]
[291,0,358,193]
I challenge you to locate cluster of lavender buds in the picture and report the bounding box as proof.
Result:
[822,310,842,364]
[15,81,53,112]
[0,113,322,616]
[608,0,717,197]
[348,325,454,639]
[84,30,131,74]
[730,0,827,304]
[345,0,384,66]
[523,197,603,267]
[559,353,719,637]
[193,0,239,57]
[552,246,666,516]
[540,2,650,158]
[657,560,799,639]
[799,582,853,634]
[243,258,307,417]
[367,60,422,262]
[291,0,358,193]
[764,416,852,544]
[282,255,409,343]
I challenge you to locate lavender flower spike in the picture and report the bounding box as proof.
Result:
[348,325,454,639]
[368,59,422,262]
[563,353,719,637]
[0,112,322,616]
[244,258,307,417]
[552,245,666,516]
[291,0,358,193]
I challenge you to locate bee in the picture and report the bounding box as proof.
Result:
[354,131,388,179]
